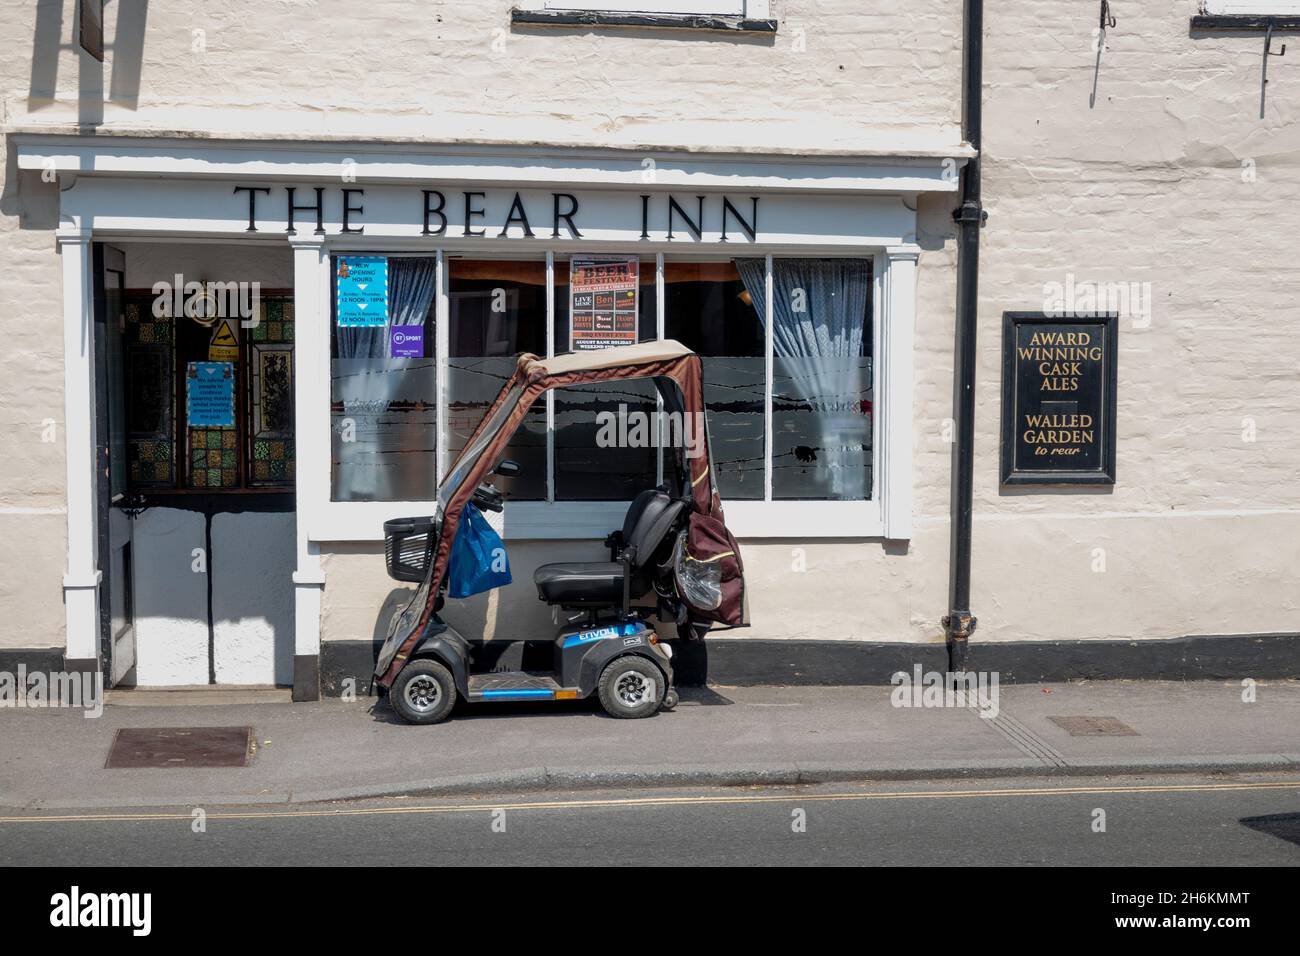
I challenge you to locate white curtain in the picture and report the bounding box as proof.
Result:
[736,258,872,499]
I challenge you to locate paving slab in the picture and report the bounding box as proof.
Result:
[0,680,1296,809]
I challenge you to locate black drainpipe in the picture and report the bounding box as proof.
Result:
[944,0,985,673]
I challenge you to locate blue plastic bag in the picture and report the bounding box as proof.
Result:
[447,503,512,599]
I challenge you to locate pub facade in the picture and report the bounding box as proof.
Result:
[1,0,1295,699]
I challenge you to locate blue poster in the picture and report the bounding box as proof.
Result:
[187,362,235,427]
[336,255,389,328]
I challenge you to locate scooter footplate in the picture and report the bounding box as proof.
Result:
[467,673,563,701]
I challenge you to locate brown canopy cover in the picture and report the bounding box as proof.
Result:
[377,339,744,687]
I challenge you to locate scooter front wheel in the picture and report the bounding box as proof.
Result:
[597,657,665,719]
[390,659,457,725]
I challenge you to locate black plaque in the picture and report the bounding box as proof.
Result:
[1001,312,1117,485]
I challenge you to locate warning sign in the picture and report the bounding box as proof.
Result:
[208,319,240,362]
[570,256,639,351]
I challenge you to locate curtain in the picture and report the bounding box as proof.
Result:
[332,257,438,500]
[736,258,872,499]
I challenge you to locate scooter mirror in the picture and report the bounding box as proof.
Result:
[495,459,521,478]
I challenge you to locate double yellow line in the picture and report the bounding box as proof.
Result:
[1,778,1298,826]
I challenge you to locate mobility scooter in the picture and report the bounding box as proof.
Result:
[373,340,747,724]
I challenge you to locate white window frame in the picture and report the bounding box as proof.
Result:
[515,1,769,18]
[1202,1,1300,13]
[32,139,945,548]
[313,241,916,542]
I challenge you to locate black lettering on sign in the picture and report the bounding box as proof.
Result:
[422,190,447,236]
[721,197,759,242]
[464,192,487,238]
[341,188,365,234]
[553,193,582,238]
[667,195,705,241]
[285,186,325,235]
[499,192,535,239]
[233,186,270,232]
[230,186,766,240]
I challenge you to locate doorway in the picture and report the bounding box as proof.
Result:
[94,242,297,686]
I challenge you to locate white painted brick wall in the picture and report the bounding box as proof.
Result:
[2,1,1297,654]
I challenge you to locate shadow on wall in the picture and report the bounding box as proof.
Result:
[27,0,148,120]
[371,587,415,646]
[433,538,607,645]
[915,192,956,254]
[0,160,60,228]
[211,511,295,685]
[317,585,425,697]
[1187,25,1284,120]
[131,507,209,686]
[131,507,296,687]
[357,539,653,676]
[4,1,149,226]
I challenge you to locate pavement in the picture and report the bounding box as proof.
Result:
[1,680,1299,810]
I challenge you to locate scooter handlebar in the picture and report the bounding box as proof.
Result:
[472,484,505,513]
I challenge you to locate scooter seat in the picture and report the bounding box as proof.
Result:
[533,562,640,606]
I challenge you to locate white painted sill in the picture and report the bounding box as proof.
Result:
[309,499,890,543]
[508,7,778,33]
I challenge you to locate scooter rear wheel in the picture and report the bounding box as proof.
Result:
[391,659,457,725]
[597,656,665,719]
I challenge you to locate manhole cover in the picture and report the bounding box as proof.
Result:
[1047,715,1138,737]
[105,727,254,768]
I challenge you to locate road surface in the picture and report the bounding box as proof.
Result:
[3,773,1299,866]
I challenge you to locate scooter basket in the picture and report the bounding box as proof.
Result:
[383,515,437,583]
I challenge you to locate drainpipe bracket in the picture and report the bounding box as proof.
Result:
[942,612,978,640]
[953,201,987,225]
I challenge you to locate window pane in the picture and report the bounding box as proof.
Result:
[552,258,657,354]
[555,378,659,500]
[331,256,438,502]
[123,296,175,489]
[540,1,747,13]
[447,259,547,500]
[1203,1,1300,13]
[177,310,239,489]
[553,257,659,500]
[104,270,129,498]
[441,384,527,510]
[248,297,296,487]
[736,257,873,501]
[662,261,764,500]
